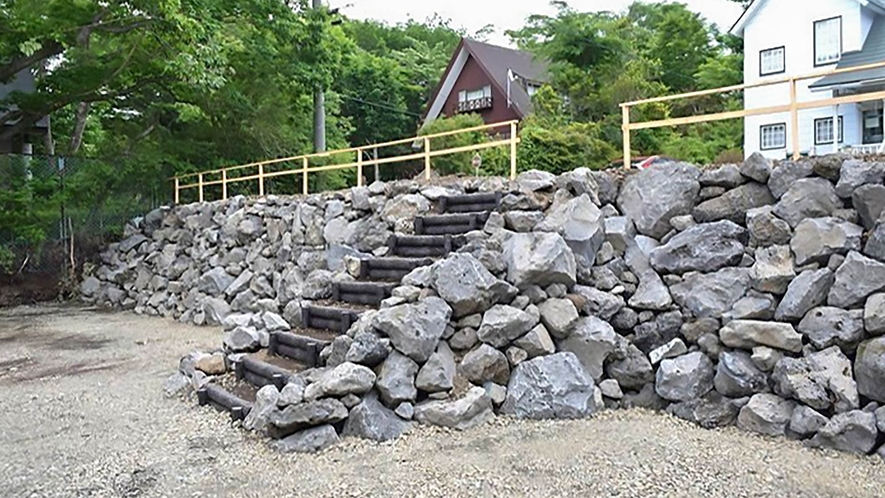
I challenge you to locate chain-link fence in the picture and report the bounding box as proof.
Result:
[0,153,165,284]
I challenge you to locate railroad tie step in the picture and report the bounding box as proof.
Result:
[359,257,435,282]
[269,331,329,367]
[332,281,398,306]
[439,192,502,214]
[414,212,491,235]
[234,356,295,390]
[301,304,362,334]
[388,234,452,258]
[197,384,252,421]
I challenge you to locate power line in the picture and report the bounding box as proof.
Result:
[337,93,422,117]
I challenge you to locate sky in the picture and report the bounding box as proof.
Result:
[328,0,746,46]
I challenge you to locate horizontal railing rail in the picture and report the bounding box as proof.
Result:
[173,120,519,204]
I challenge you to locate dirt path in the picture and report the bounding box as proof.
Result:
[0,304,882,498]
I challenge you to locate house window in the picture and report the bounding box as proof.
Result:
[814,17,842,66]
[814,116,844,145]
[527,83,542,97]
[760,47,785,76]
[863,108,884,144]
[457,85,493,112]
[760,123,787,150]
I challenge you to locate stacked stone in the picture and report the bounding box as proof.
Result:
[92,155,885,457]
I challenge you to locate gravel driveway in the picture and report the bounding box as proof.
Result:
[1,304,882,497]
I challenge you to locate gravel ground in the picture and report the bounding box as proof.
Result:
[1,304,883,498]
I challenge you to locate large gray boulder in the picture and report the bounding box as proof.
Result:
[865,293,885,335]
[773,178,841,228]
[268,399,349,439]
[373,297,452,363]
[768,160,813,199]
[199,267,235,296]
[430,254,504,318]
[701,164,744,188]
[714,351,768,397]
[774,269,834,321]
[855,337,885,403]
[536,194,605,268]
[514,324,556,358]
[375,352,418,405]
[414,386,494,430]
[692,183,775,223]
[345,331,391,367]
[342,393,410,442]
[274,425,340,454]
[617,161,700,239]
[655,352,715,402]
[501,352,600,419]
[416,342,456,393]
[650,221,747,274]
[670,268,751,319]
[459,344,510,385]
[852,184,885,229]
[605,343,655,390]
[477,305,538,348]
[747,206,792,247]
[503,232,577,289]
[243,385,281,433]
[556,167,601,204]
[866,224,885,262]
[737,393,796,436]
[719,320,803,353]
[772,346,859,413]
[790,217,863,266]
[224,326,262,352]
[808,410,879,455]
[741,152,773,183]
[537,298,580,338]
[797,307,865,351]
[556,316,621,381]
[312,362,377,398]
[835,159,885,198]
[667,392,744,429]
[750,245,795,294]
[789,405,829,437]
[827,251,885,308]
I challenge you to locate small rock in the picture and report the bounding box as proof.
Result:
[655,352,715,402]
[274,425,340,453]
[737,393,796,436]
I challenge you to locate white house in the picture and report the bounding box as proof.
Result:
[731,0,885,159]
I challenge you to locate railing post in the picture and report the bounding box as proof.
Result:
[790,78,800,161]
[222,170,228,200]
[373,147,379,183]
[302,157,309,195]
[258,164,265,196]
[510,121,518,180]
[622,105,632,170]
[424,137,431,180]
[174,177,180,204]
[356,149,364,187]
[198,173,204,203]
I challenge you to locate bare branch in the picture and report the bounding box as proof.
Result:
[0,41,64,83]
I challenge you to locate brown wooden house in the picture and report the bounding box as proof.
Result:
[421,38,549,131]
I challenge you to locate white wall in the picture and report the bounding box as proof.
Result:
[742,0,866,158]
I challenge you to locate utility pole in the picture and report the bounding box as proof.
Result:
[313,0,326,152]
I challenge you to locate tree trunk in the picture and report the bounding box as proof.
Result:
[68,102,91,155]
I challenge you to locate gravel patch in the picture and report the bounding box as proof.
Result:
[1,304,883,497]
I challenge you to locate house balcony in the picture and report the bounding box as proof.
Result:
[457,96,493,113]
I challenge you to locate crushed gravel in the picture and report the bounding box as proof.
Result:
[1,304,883,498]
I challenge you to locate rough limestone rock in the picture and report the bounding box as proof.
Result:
[737,393,796,436]
[773,178,841,228]
[768,160,814,199]
[501,352,599,419]
[772,346,859,413]
[536,194,605,268]
[750,245,795,294]
[315,362,377,398]
[650,221,747,275]
[835,159,885,198]
[670,268,751,319]
[797,307,865,351]
[345,331,391,367]
[460,344,510,385]
[808,410,879,455]
[430,254,504,318]
[649,338,688,365]
[373,297,452,363]
[741,152,773,183]
[719,320,803,353]
[852,184,885,229]
[503,232,577,289]
[789,405,829,437]
[865,293,885,335]
[655,352,715,402]
[556,316,621,381]
[514,324,556,358]
[537,298,580,338]
[414,386,494,430]
[667,392,744,429]
[827,251,885,308]
[727,294,777,321]
[415,342,456,393]
[556,167,602,204]
[692,183,775,223]
[865,224,885,262]
[790,217,863,266]
[573,285,626,321]
[855,337,885,403]
[268,399,349,439]
[774,269,834,322]
[747,206,792,247]
[517,169,556,192]
[199,267,235,296]
[274,425,340,454]
[605,216,637,253]
[701,164,744,188]
[477,305,538,348]
[224,326,261,352]
[375,352,418,405]
[243,385,281,433]
[616,161,701,239]
[714,351,768,398]
[605,344,655,390]
[342,393,410,442]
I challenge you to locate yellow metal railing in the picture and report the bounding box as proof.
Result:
[620,60,885,167]
[173,120,519,204]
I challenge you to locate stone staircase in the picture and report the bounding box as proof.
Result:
[198,192,503,421]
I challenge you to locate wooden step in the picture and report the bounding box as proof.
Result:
[332,281,397,306]
[234,356,295,390]
[197,384,252,421]
[388,234,452,258]
[415,212,490,235]
[439,192,502,214]
[359,257,434,282]
[269,331,329,367]
[301,304,361,334]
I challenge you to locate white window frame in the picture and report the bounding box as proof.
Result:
[459,85,491,103]
[814,116,844,145]
[760,123,787,150]
[759,47,785,76]
[814,17,842,66]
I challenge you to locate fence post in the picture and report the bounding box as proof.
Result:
[373,147,379,183]
[302,157,309,195]
[790,78,800,160]
[357,149,363,187]
[174,177,180,204]
[222,170,228,200]
[622,105,632,170]
[424,137,431,180]
[510,121,518,180]
[258,164,265,196]
[198,173,204,203]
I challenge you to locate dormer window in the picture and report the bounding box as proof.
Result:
[814,17,842,66]
[457,85,492,112]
